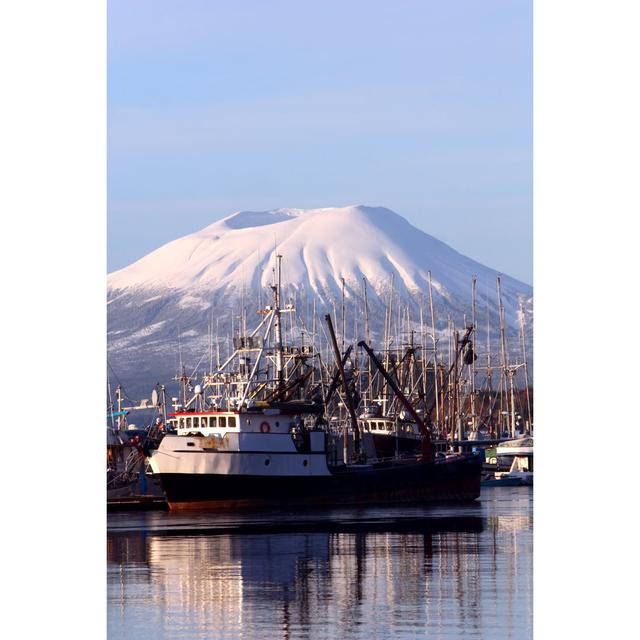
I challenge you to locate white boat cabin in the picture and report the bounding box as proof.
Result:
[357,417,421,438]
[169,410,306,437]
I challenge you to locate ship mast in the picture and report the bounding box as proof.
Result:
[519,299,533,433]
[486,295,493,436]
[427,271,440,433]
[362,276,373,403]
[471,276,477,432]
[496,276,509,436]
[272,254,285,391]
[326,314,360,463]
[340,276,346,350]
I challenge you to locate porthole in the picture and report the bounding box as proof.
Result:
[303,459,308,467]
[275,421,280,427]
[264,459,270,466]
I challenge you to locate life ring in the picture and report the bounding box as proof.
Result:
[260,421,271,433]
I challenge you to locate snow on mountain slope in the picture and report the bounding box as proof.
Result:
[109,205,528,302]
[107,205,532,400]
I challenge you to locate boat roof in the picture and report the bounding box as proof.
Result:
[169,401,323,418]
[497,436,533,448]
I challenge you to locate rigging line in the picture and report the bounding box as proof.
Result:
[296,311,324,358]
[189,349,209,382]
[107,382,115,430]
[106,361,136,404]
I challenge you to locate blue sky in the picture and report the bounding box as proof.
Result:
[108,0,532,284]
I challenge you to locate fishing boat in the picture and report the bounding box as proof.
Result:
[107,385,169,499]
[107,423,144,498]
[357,403,421,459]
[150,416,481,509]
[148,257,482,510]
[481,436,533,486]
[494,436,533,485]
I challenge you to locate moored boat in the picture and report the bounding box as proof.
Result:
[149,405,481,509]
[481,436,533,486]
[358,415,421,458]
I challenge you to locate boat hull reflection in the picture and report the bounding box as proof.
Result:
[107,488,533,640]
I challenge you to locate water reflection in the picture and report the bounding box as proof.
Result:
[108,489,532,639]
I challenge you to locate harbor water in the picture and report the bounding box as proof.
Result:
[107,487,532,639]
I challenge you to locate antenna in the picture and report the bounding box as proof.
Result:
[209,314,213,374]
[257,246,263,310]
[178,323,183,375]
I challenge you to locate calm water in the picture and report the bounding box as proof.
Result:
[107,487,532,639]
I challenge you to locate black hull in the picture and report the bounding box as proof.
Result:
[157,454,482,510]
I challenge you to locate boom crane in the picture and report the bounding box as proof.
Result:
[358,340,434,461]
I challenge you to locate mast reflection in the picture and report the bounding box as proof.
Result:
[108,513,531,638]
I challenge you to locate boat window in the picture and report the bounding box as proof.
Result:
[200,416,209,428]
[209,416,217,428]
[193,417,200,428]
[228,416,236,428]
[219,416,227,429]
[186,417,192,429]
[386,423,392,432]
[179,417,185,429]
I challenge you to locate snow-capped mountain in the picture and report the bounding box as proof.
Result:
[108,205,532,401]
